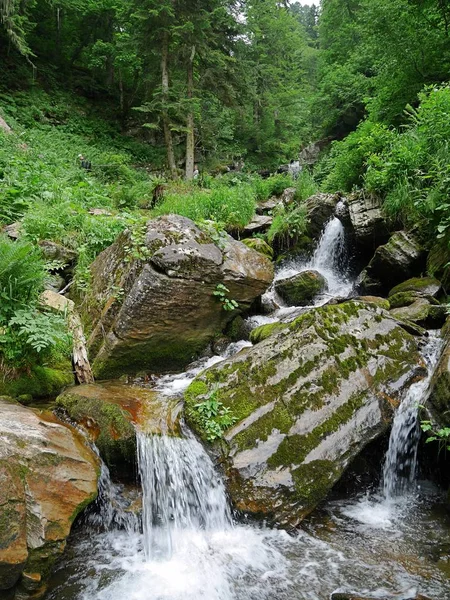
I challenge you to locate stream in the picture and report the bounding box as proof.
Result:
[45,211,450,600]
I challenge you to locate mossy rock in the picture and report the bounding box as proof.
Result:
[274,269,327,306]
[427,237,450,292]
[185,300,422,526]
[0,365,74,399]
[241,237,274,259]
[388,277,442,298]
[249,321,285,344]
[357,296,390,310]
[56,386,136,478]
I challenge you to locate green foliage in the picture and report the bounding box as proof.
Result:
[213,283,239,312]
[421,420,450,452]
[267,202,307,251]
[0,235,45,323]
[194,388,236,441]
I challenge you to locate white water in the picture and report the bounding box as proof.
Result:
[251,211,354,330]
[383,333,444,499]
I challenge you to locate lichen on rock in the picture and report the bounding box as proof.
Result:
[185,301,423,526]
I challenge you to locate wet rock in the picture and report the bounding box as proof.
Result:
[241,237,274,259]
[388,277,442,299]
[84,215,273,378]
[274,270,327,306]
[0,399,98,594]
[390,299,447,328]
[304,192,340,239]
[56,382,174,477]
[428,317,450,427]
[358,231,426,295]
[185,301,422,526]
[347,191,389,251]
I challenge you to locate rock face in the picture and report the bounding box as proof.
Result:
[347,191,389,251]
[185,301,422,526]
[428,320,450,426]
[274,270,327,306]
[84,215,273,378]
[304,193,340,239]
[0,399,98,595]
[358,231,426,295]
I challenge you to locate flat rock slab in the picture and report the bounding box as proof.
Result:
[243,215,273,234]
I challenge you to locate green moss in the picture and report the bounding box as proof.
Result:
[249,322,285,344]
[268,391,366,468]
[0,366,73,399]
[56,392,136,475]
[388,291,420,308]
[389,276,441,297]
[232,403,294,451]
[291,460,341,508]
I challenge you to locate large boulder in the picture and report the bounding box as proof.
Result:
[0,399,98,596]
[304,193,341,239]
[185,301,423,526]
[388,277,442,299]
[274,270,327,306]
[84,215,273,378]
[347,191,389,252]
[358,231,426,295]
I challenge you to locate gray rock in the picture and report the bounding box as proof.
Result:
[304,193,340,239]
[185,301,422,526]
[358,231,426,295]
[347,191,389,251]
[243,215,273,235]
[38,240,78,265]
[256,198,279,215]
[84,215,274,378]
[275,269,327,306]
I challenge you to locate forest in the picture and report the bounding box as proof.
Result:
[1,2,450,599]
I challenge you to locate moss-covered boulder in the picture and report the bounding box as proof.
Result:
[358,231,426,295]
[0,399,98,596]
[249,321,285,344]
[184,301,423,526]
[274,270,327,306]
[83,215,273,378]
[0,365,74,400]
[388,277,442,299]
[427,237,450,293]
[390,298,447,328]
[241,237,274,260]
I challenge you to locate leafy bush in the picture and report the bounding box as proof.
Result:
[321,120,395,192]
[267,202,307,251]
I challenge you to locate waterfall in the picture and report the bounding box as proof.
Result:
[137,431,232,561]
[382,333,443,499]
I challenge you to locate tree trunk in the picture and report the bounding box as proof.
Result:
[185,45,196,180]
[161,30,177,178]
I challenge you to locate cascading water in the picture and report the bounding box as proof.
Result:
[137,431,232,560]
[383,333,444,499]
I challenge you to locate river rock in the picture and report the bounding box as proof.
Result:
[358,231,426,295]
[388,277,442,299]
[0,399,98,594]
[274,270,327,306]
[84,215,273,378]
[185,301,422,526]
[304,193,341,239]
[347,191,389,251]
[390,299,447,328]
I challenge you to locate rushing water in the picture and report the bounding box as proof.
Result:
[383,334,444,499]
[44,213,450,600]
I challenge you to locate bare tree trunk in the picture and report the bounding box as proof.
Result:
[161,30,177,178]
[185,45,196,180]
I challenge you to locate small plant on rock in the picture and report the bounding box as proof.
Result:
[213,283,239,312]
[194,388,236,441]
